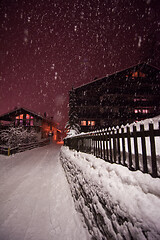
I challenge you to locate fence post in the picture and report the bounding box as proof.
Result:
[113,127,117,163]
[100,131,103,159]
[8,147,10,156]
[93,135,96,156]
[103,132,106,160]
[127,126,133,170]
[149,123,157,178]
[95,133,98,157]
[140,124,148,173]
[98,133,100,157]
[116,127,121,164]
[108,128,113,163]
[105,132,109,161]
[133,125,139,170]
[121,127,126,166]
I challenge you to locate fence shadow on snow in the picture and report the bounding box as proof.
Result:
[64,122,160,178]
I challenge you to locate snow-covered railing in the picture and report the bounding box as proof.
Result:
[0,138,50,156]
[64,121,160,178]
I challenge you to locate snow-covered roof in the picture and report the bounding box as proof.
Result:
[0,107,44,121]
[0,107,58,127]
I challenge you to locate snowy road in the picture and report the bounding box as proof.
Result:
[0,144,89,240]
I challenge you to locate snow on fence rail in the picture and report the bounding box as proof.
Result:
[64,122,160,178]
[0,138,50,156]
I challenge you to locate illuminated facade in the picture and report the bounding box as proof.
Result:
[0,107,60,141]
[71,62,160,132]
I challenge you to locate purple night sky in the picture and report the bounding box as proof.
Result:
[0,0,160,129]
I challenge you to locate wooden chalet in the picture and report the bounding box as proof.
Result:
[0,107,60,141]
[71,62,160,132]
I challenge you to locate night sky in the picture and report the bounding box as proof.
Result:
[0,0,160,129]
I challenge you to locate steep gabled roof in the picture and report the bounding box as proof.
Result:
[0,107,44,121]
[74,62,160,91]
[0,107,58,128]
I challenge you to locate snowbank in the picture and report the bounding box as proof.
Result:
[60,146,160,240]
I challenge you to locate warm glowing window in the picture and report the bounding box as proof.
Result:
[26,120,30,126]
[134,109,141,113]
[135,108,149,114]
[142,109,149,114]
[91,121,95,126]
[20,114,23,119]
[30,120,34,126]
[132,71,145,78]
[134,98,147,102]
[26,114,30,119]
[81,120,86,126]
[134,98,140,102]
[16,116,19,119]
[15,120,18,126]
[88,121,95,126]
[132,72,138,77]
[139,72,145,77]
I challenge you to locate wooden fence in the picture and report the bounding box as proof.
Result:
[0,138,50,156]
[64,122,160,178]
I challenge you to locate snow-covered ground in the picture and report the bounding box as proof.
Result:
[0,144,90,240]
[61,146,160,239]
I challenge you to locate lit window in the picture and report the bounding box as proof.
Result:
[132,72,138,77]
[88,121,91,126]
[132,71,145,78]
[134,109,141,113]
[30,116,34,119]
[16,116,19,119]
[134,98,147,102]
[142,109,149,114]
[30,120,34,126]
[15,120,18,126]
[20,114,23,119]
[20,120,23,125]
[139,72,145,77]
[81,121,86,126]
[26,114,30,119]
[88,121,95,126]
[91,121,95,126]
[26,120,30,126]
[134,98,140,102]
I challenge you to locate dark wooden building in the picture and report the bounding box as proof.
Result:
[0,107,60,141]
[71,62,160,132]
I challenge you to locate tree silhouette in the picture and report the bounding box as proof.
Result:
[68,88,80,135]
